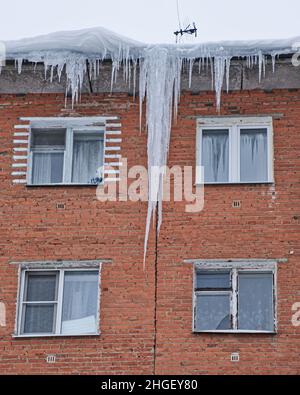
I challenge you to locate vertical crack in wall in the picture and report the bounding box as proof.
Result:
[153,204,159,375]
[86,60,94,94]
[241,62,244,90]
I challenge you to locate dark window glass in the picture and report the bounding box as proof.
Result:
[196,271,231,289]
[31,129,66,148]
[23,304,55,334]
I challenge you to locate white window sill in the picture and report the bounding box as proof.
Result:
[12,332,100,339]
[26,183,104,187]
[193,330,276,334]
[195,181,274,186]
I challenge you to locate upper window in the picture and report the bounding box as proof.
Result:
[193,264,276,333]
[29,125,104,185]
[16,268,100,337]
[196,117,274,184]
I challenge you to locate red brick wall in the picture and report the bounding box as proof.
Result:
[0,89,299,374]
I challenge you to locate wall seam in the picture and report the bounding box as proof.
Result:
[153,204,159,375]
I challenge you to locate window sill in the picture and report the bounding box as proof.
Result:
[26,183,104,188]
[193,330,276,334]
[12,332,100,339]
[195,181,274,186]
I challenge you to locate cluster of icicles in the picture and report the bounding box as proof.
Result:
[2,28,298,263]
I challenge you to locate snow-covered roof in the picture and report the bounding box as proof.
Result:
[5,27,145,58]
[4,26,299,58]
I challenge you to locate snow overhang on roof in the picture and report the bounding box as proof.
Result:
[4,26,299,59]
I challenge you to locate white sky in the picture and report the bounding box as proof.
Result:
[1,0,300,43]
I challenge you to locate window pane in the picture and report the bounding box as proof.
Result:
[32,152,64,184]
[61,271,98,335]
[31,129,66,148]
[196,294,231,331]
[23,304,55,334]
[240,128,268,182]
[25,273,57,302]
[238,272,274,331]
[196,271,231,289]
[202,129,229,183]
[72,134,103,184]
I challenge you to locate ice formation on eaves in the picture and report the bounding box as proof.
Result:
[3,27,299,262]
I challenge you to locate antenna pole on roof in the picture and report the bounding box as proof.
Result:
[174,22,198,43]
[174,1,198,43]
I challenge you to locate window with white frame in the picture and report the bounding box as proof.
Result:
[16,268,100,336]
[29,124,104,185]
[196,117,274,184]
[193,264,276,333]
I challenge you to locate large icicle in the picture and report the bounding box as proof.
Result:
[140,47,182,263]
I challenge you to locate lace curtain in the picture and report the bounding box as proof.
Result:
[32,152,64,184]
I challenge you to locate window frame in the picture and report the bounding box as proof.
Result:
[28,125,105,186]
[15,267,101,338]
[196,117,274,184]
[193,261,277,334]
[194,270,234,331]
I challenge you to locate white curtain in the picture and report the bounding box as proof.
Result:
[72,138,103,184]
[196,294,231,330]
[202,130,229,183]
[32,152,64,184]
[61,272,98,334]
[238,273,274,331]
[240,129,268,182]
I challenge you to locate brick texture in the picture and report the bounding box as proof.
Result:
[0,89,299,374]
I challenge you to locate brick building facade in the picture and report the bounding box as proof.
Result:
[0,56,300,374]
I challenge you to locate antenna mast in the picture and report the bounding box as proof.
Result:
[174,0,198,43]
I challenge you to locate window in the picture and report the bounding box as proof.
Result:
[29,125,104,185]
[16,268,100,336]
[194,264,276,333]
[196,117,273,184]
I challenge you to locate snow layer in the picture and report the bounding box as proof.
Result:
[3,27,300,262]
[5,26,145,57]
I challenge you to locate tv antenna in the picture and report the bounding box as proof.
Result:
[174,22,198,43]
[174,0,197,43]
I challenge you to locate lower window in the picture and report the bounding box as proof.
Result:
[17,269,100,336]
[194,267,276,333]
